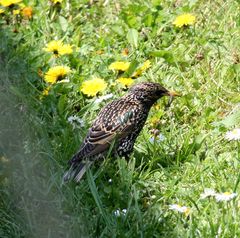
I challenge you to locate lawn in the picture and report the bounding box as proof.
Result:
[0,0,240,237]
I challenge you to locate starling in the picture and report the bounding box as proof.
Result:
[63,82,178,182]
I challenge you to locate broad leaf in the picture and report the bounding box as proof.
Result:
[127,28,138,48]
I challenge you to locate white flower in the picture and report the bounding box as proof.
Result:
[200,188,216,199]
[150,136,156,143]
[67,115,84,128]
[149,137,154,143]
[95,93,113,104]
[57,79,70,83]
[114,209,120,217]
[225,128,240,141]
[169,204,190,215]
[122,209,127,215]
[215,192,237,202]
[158,134,165,141]
[149,134,166,144]
[114,208,127,217]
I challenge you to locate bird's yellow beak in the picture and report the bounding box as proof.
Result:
[168,91,181,97]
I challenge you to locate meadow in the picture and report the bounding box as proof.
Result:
[0,0,240,237]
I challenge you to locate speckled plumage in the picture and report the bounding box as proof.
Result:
[63,82,172,182]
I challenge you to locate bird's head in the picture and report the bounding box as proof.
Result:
[128,82,179,105]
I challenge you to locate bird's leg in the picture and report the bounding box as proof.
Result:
[123,154,131,161]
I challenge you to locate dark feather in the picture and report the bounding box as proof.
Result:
[63,82,173,182]
[70,101,139,164]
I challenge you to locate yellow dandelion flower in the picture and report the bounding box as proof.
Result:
[43,40,73,57]
[109,61,130,71]
[44,66,71,84]
[0,8,4,14]
[81,78,107,97]
[95,50,104,55]
[153,103,161,111]
[132,60,151,78]
[18,2,25,9]
[149,116,160,128]
[184,207,191,217]
[117,77,134,87]
[0,0,21,7]
[60,44,73,55]
[42,86,51,96]
[13,9,20,15]
[173,13,196,28]
[141,60,151,71]
[44,40,63,55]
[22,6,33,18]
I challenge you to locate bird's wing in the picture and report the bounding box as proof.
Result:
[70,100,139,163]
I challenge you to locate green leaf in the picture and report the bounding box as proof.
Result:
[124,59,139,77]
[111,25,125,36]
[59,16,68,32]
[127,4,147,14]
[57,94,67,115]
[143,14,153,27]
[87,169,112,227]
[127,28,138,48]
[213,110,240,128]
[126,15,139,28]
[149,50,174,63]
[152,0,162,6]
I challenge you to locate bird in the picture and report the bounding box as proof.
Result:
[63,82,179,182]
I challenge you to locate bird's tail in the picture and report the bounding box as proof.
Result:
[63,160,93,183]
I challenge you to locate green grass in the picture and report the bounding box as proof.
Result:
[1,0,240,237]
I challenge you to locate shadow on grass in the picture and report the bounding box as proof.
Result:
[0,28,88,238]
